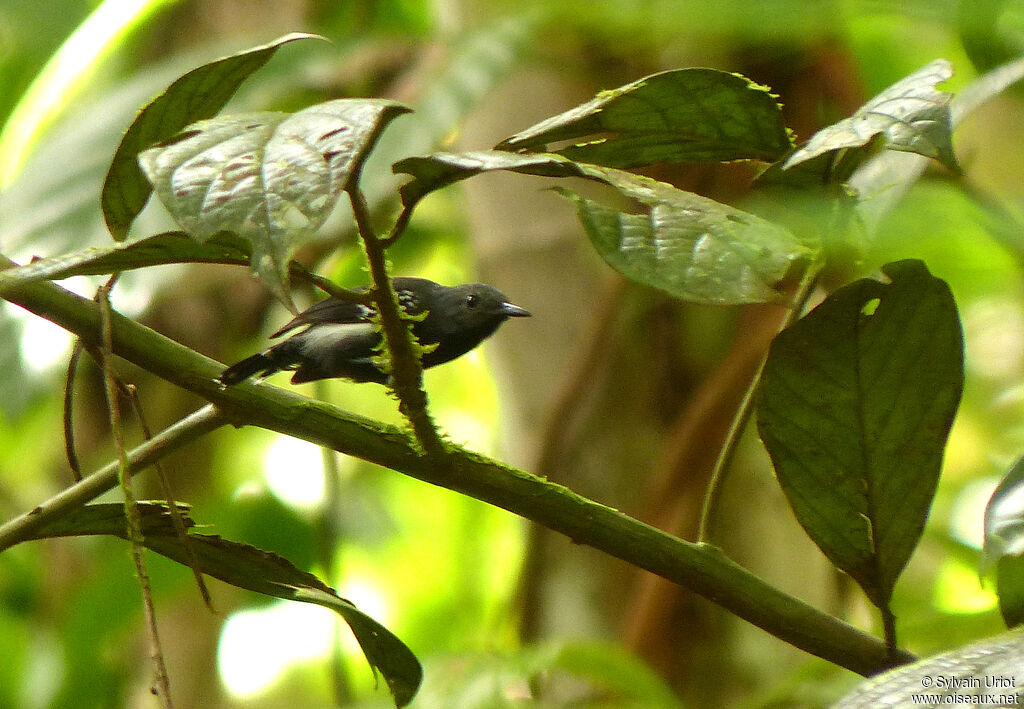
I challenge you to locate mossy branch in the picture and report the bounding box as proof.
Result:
[0,270,910,677]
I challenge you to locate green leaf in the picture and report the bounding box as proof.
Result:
[495,68,792,166]
[997,554,1024,628]
[138,99,411,302]
[785,59,960,173]
[0,232,250,294]
[101,33,325,241]
[29,503,422,708]
[32,501,194,538]
[831,627,1024,708]
[395,151,812,304]
[394,150,584,206]
[558,167,812,304]
[852,55,1024,235]
[757,260,964,608]
[984,455,1024,627]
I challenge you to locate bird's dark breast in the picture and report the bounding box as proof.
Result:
[419,321,503,368]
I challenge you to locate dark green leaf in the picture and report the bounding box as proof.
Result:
[0,232,250,295]
[831,628,1024,708]
[997,554,1024,628]
[394,150,585,206]
[138,99,411,302]
[757,260,964,608]
[29,503,422,708]
[31,501,193,538]
[786,59,959,173]
[101,33,325,241]
[557,167,812,304]
[395,151,812,304]
[495,68,792,166]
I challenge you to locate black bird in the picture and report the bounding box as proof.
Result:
[218,277,530,386]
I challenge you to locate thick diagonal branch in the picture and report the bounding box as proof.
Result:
[0,273,910,676]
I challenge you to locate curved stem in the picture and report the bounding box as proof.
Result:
[696,266,821,544]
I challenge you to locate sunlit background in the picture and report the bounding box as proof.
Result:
[4,0,1024,707]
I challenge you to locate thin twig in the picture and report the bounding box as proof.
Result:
[0,404,227,552]
[63,341,85,481]
[696,266,821,544]
[300,270,373,303]
[125,385,214,613]
[313,380,352,706]
[98,281,173,707]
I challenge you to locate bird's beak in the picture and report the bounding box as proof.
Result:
[501,302,531,318]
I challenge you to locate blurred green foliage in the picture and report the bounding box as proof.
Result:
[3,1,1024,708]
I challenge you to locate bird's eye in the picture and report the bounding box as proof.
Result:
[465,294,478,308]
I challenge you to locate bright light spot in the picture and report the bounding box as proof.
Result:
[218,600,335,699]
[0,0,177,185]
[16,310,74,375]
[338,579,390,625]
[4,277,95,378]
[20,630,63,709]
[53,275,94,298]
[933,557,998,614]
[335,579,391,655]
[262,437,325,510]
[440,411,493,451]
[106,273,155,317]
[949,477,1001,549]
[963,299,1024,379]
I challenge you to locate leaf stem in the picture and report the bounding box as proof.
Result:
[881,605,899,659]
[697,265,821,544]
[63,342,85,481]
[380,202,415,249]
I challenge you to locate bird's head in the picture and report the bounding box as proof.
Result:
[440,283,531,334]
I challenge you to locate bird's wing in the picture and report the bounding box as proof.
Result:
[270,297,374,338]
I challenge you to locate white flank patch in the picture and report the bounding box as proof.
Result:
[298,322,376,354]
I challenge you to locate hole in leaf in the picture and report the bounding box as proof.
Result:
[861,297,881,316]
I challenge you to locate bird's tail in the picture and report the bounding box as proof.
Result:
[218,352,279,386]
